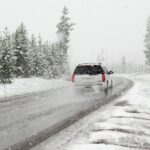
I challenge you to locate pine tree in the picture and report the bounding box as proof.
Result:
[56,7,75,75]
[35,35,46,76]
[12,23,29,77]
[28,34,39,76]
[51,43,62,78]
[144,16,150,66]
[0,28,13,83]
[40,42,62,79]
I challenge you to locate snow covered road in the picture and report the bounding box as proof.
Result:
[32,74,150,150]
[0,77,132,150]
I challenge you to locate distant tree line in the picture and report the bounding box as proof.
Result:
[109,62,145,73]
[0,7,74,83]
[144,16,150,66]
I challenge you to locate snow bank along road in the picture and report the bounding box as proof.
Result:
[0,77,133,150]
[32,74,150,150]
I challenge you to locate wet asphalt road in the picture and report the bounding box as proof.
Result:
[0,77,133,150]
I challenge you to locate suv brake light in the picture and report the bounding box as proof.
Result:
[72,74,75,82]
[102,74,106,82]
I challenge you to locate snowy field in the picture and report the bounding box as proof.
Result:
[0,78,71,99]
[32,74,150,150]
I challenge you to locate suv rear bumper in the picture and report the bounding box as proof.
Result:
[73,81,106,87]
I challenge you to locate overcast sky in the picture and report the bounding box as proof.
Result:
[0,0,150,67]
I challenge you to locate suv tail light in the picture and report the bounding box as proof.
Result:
[102,74,106,82]
[72,74,75,82]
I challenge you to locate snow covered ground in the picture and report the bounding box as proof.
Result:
[33,73,150,150]
[0,77,71,99]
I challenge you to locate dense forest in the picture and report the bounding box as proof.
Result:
[0,7,74,83]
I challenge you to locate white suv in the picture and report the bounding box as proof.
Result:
[72,63,113,88]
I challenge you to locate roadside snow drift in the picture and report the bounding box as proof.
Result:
[65,74,150,150]
[0,78,71,99]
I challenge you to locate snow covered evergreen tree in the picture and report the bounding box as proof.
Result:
[34,34,47,76]
[56,7,74,76]
[42,41,53,78]
[0,28,13,83]
[28,34,39,76]
[51,43,62,78]
[12,23,30,77]
[144,16,150,66]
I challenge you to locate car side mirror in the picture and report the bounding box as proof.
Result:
[108,70,114,74]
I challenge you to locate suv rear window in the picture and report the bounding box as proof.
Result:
[74,65,104,75]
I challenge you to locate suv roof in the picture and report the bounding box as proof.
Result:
[78,63,102,66]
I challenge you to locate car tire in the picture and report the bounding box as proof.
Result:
[106,80,109,89]
[110,80,113,88]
